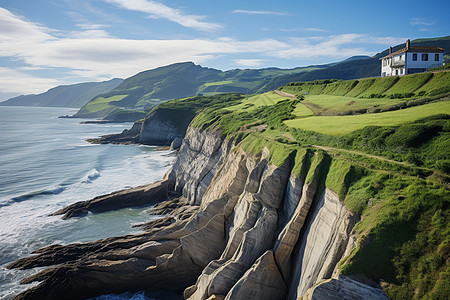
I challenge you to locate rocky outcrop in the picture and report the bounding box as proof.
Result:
[138,110,187,145]
[88,107,196,146]
[8,126,387,300]
[51,179,170,219]
[87,121,142,144]
[301,275,389,300]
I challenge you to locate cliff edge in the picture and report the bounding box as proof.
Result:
[8,126,386,300]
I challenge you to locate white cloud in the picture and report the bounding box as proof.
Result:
[410,18,434,26]
[270,34,406,59]
[0,9,290,79]
[0,7,409,96]
[104,0,221,31]
[303,28,327,32]
[234,59,266,67]
[0,67,61,94]
[232,9,289,16]
[0,7,55,56]
[69,29,113,39]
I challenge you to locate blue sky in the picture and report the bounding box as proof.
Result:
[0,0,448,100]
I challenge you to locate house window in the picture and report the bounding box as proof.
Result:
[422,54,428,61]
[435,54,440,61]
[413,53,417,61]
[400,69,403,75]
[395,70,398,75]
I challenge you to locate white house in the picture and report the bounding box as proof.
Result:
[381,39,444,77]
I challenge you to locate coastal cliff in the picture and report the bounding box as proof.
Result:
[8,87,449,299]
[7,125,388,300]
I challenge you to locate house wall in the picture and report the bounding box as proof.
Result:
[382,52,443,77]
[381,54,405,77]
[405,52,443,73]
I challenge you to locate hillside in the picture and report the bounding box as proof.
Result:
[10,69,449,299]
[0,78,122,108]
[72,36,449,122]
[72,62,319,120]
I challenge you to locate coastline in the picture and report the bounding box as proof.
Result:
[0,106,177,300]
[7,124,388,300]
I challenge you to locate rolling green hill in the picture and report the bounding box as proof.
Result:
[73,62,320,120]
[74,36,449,121]
[280,70,450,119]
[0,78,123,108]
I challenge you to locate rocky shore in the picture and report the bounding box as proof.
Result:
[8,124,389,300]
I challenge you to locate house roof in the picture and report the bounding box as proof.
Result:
[381,46,445,59]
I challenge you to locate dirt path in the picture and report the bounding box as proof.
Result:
[311,145,413,167]
[274,89,297,99]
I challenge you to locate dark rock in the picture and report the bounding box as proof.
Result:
[51,180,169,219]
[170,137,183,150]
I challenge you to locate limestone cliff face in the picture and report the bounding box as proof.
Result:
[162,126,384,299]
[138,110,185,145]
[9,126,387,300]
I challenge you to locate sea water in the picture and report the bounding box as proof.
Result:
[0,106,177,300]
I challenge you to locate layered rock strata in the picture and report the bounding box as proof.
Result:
[8,125,387,300]
[87,107,193,145]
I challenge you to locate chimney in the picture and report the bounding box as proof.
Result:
[389,47,392,54]
[406,39,410,49]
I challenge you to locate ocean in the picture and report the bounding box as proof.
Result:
[0,106,176,299]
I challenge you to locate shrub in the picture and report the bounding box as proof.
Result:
[385,123,442,148]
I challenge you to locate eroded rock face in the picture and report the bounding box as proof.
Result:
[301,275,389,300]
[287,188,360,299]
[138,110,186,145]
[8,126,386,300]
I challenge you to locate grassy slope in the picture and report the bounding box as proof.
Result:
[301,94,405,115]
[224,91,288,111]
[280,71,450,134]
[85,95,128,112]
[176,70,449,299]
[285,101,450,135]
[75,63,322,120]
[0,79,122,108]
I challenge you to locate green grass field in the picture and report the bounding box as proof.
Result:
[384,72,433,96]
[226,91,288,111]
[85,95,128,112]
[292,102,315,117]
[357,76,399,98]
[302,95,405,115]
[204,80,233,87]
[285,101,450,135]
[415,71,450,95]
[345,78,376,97]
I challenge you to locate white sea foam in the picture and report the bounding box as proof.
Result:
[0,106,176,299]
[82,168,100,183]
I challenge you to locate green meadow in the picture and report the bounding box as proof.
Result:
[225,91,288,111]
[301,94,405,115]
[85,95,128,112]
[285,101,450,135]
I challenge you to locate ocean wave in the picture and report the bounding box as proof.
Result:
[2,186,66,207]
[81,169,100,183]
